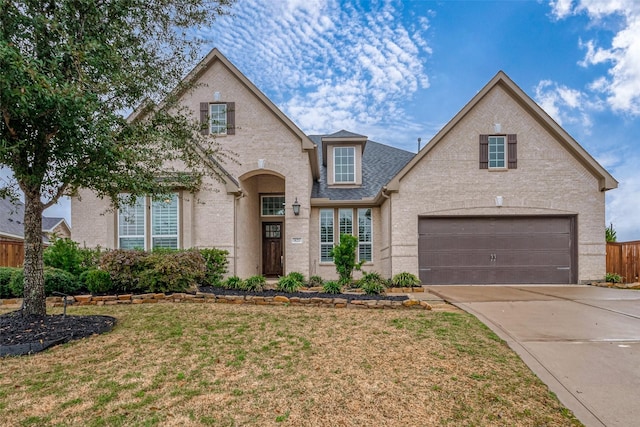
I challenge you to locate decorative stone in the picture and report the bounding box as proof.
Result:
[412,287,425,293]
[75,295,92,303]
[334,303,347,308]
[333,298,347,305]
[274,296,289,303]
[118,294,132,300]
[402,300,419,307]
[420,301,432,310]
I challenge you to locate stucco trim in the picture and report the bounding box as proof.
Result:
[386,71,618,192]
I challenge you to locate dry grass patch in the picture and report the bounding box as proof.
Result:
[0,303,581,426]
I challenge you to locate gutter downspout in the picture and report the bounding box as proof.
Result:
[233,191,244,276]
[381,186,392,276]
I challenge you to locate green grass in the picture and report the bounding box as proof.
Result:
[0,303,582,426]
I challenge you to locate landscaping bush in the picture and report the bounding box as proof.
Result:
[8,267,80,297]
[0,267,21,298]
[391,272,421,287]
[605,272,624,284]
[223,276,245,290]
[100,249,149,293]
[43,237,83,275]
[245,275,266,291]
[360,271,387,295]
[329,234,362,283]
[138,250,206,293]
[287,271,305,285]
[276,273,303,293]
[200,248,229,285]
[308,275,324,287]
[84,269,115,295]
[322,280,342,294]
[78,245,105,271]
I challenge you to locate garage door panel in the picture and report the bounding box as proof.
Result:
[495,249,570,267]
[418,216,575,285]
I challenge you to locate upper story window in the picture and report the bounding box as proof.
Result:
[200,102,235,135]
[479,134,517,170]
[261,195,285,216]
[334,146,355,183]
[488,136,506,169]
[209,104,227,135]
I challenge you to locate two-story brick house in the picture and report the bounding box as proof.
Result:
[71,48,617,284]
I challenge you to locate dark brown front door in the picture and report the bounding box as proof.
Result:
[263,222,283,276]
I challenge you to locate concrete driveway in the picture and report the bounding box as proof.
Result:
[425,285,640,427]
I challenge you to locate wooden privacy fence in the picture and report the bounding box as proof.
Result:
[607,241,640,283]
[0,240,24,267]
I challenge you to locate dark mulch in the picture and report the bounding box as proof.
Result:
[0,311,117,357]
[198,286,410,301]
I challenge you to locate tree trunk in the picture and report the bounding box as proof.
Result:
[22,192,46,316]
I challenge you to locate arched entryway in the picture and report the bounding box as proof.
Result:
[237,171,286,278]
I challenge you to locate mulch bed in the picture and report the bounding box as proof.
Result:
[0,311,116,357]
[198,286,410,301]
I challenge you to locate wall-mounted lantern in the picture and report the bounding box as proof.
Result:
[292,197,301,216]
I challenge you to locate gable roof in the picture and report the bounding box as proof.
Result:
[178,48,320,182]
[310,133,414,204]
[387,71,618,192]
[0,198,68,242]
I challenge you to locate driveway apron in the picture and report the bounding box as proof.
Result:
[426,285,640,427]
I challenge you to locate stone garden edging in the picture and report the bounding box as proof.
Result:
[1,290,432,310]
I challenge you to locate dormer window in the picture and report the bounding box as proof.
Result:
[334,146,355,183]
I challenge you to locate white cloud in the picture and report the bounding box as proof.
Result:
[552,0,640,115]
[196,0,432,145]
[534,80,600,129]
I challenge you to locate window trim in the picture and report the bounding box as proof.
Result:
[150,194,180,250]
[117,193,181,250]
[320,209,335,263]
[209,103,228,135]
[333,146,356,183]
[320,208,373,264]
[357,208,372,263]
[117,195,146,250]
[261,195,286,217]
[488,135,506,169]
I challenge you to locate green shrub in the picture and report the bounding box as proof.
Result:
[245,275,266,291]
[223,276,245,290]
[287,271,305,285]
[360,271,387,295]
[138,250,206,293]
[605,272,624,283]
[0,267,21,298]
[200,248,229,285]
[43,237,83,275]
[308,275,324,287]
[329,234,362,283]
[276,273,303,293]
[84,269,114,294]
[78,246,105,271]
[322,280,342,294]
[100,249,149,293]
[391,272,421,287]
[9,267,80,297]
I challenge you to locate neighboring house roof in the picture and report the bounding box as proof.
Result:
[387,70,618,192]
[0,198,70,243]
[310,132,414,203]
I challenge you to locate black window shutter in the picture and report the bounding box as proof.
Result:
[226,102,235,135]
[200,102,209,135]
[507,134,517,169]
[479,134,488,169]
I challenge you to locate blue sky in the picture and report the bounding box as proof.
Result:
[42,0,640,240]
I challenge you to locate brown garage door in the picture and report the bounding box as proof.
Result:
[418,216,576,284]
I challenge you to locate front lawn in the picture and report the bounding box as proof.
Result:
[0,304,581,426]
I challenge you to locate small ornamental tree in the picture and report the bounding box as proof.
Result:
[0,0,234,315]
[329,234,362,285]
[606,223,617,243]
